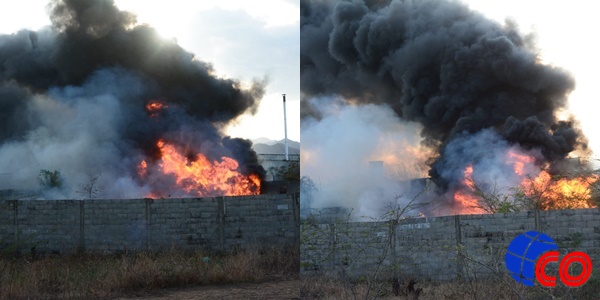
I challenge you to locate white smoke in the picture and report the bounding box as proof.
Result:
[301,97,432,220]
[430,129,545,215]
[300,98,554,219]
[0,68,151,199]
[439,129,541,189]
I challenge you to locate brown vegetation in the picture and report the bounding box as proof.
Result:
[0,246,298,299]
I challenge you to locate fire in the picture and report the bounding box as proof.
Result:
[507,151,536,176]
[521,170,598,210]
[137,160,148,177]
[453,164,486,214]
[371,136,434,180]
[138,139,261,198]
[453,150,598,214]
[454,190,486,215]
[146,100,168,117]
[463,165,475,190]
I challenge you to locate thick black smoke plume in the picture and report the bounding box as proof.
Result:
[301,0,588,190]
[0,0,265,198]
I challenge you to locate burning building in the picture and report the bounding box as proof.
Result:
[0,0,265,199]
[300,0,597,218]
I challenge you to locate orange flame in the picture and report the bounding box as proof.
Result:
[453,150,598,214]
[146,100,168,117]
[521,170,598,210]
[463,165,475,190]
[507,151,535,176]
[137,160,147,177]
[138,139,261,198]
[453,164,486,214]
[453,190,486,214]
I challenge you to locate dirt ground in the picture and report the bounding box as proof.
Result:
[118,279,300,300]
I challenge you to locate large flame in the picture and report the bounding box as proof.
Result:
[138,99,260,198]
[453,164,487,214]
[453,150,598,213]
[138,140,261,198]
[521,170,598,210]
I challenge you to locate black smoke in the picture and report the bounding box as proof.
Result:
[301,0,588,190]
[0,0,265,198]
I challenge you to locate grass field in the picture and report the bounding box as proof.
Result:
[0,246,298,299]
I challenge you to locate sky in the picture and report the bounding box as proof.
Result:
[1,0,597,153]
[0,0,300,142]
[462,0,600,159]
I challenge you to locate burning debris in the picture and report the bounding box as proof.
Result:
[0,0,265,199]
[301,0,596,216]
[138,139,261,198]
[146,100,168,118]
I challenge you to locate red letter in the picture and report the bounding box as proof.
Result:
[536,251,559,287]
[559,252,593,287]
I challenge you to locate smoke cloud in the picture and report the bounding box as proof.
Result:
[301,0,589,196]
[0,0,266,198]
[301,98,432,219]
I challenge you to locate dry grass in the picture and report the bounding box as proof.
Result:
[0,245,298,299]
[301,274,600,300]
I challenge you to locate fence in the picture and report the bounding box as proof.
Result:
[0,193,300,255]
[301,208,600,281]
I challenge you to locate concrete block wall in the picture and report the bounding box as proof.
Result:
[0,200,16,249]
[84,199,148,252]
[0,193,299,255]
[337,221,391,278]
[394,216,459,280]
[302,221,391,279]
[222,195,299,249]
[15,200,81,253]
[148,197,220,250]
[301,208,600,281]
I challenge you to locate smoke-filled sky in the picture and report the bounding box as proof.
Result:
[461,0,600,160]
[302,0,588,168]
[0,0,300,142]
[0,0,297,198]
[300,0,598,216]
[302,0,598,158]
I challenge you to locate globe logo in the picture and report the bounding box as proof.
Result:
[505,231,558,286]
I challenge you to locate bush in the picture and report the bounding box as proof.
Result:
[38,169,63,189]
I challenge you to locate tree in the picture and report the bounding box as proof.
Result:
[38,169,63,189]
[300,176,318,211]
[76,175,101,199]
[276,161,300,181]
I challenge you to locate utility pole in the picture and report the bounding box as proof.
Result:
[283,94,289,161]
